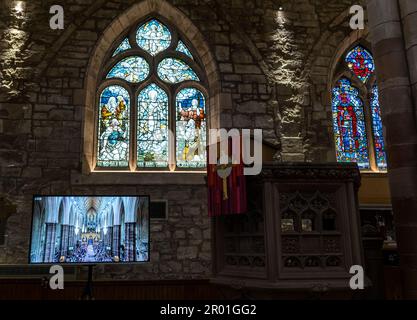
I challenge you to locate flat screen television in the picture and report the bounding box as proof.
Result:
[29,195,150,264]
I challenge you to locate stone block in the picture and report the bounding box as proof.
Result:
[282,137,304,153]
[220,113,233,128]
[255,115,274,129]
[0,150,26,166]
[75,30,98,41]
[47,94,70,105]
[174,230,186,239]
[236,101,267,114]
[187,227,202,239]
[33,127,53,137]
[235,64,262,74]
[219,63,233,73]
[48,109,74,120]
[238,83,253,94]
[1,167,22,177]
[177,246,198,260]
[215,45,230,61]
[36,139,69,152]
[224,74,241,81]
[232,49,253,64]
[233,114,252,127]
[190,262,206,273]
[22,167,42,178]
[214,32,229,45]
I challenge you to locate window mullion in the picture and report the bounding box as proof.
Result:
[169,89,176,171]
[363,96,378,172]
[130,88,137,172]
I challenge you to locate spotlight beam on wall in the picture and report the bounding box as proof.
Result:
[12,1,25,14]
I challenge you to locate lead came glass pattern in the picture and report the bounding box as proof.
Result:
[371,85,387,169]
[176,88,206,168]
[157,58,199,83]
[112,38,131,57]
[137,84,169,168]
[176,40,193,59]
[98,18,205,171]
[345,46,375,83]
[136,19,172,56]
[106,56,150,83]
[97,86,130,167]
[332,78,369,169]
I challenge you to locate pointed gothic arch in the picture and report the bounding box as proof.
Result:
[330,38,387,172]
[82,0,220,173]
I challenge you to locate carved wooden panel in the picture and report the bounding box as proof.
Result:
[213,163,364,291]
[279,191,343,270]
[213,179,267,279]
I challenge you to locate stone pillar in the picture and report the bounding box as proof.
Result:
[362,236,385,299]
[112,225,121,259]
[399,1,417,123]
[124,222,136,262]
[106,226,113,248]
[43,223,57,262]
[367,0,417,298]
[60,225,70,259]
[69,226,75,249]
[100,229,104,244]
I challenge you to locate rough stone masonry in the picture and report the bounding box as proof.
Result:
[0,0,362,279]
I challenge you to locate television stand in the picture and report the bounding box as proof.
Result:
[81,264,95,300]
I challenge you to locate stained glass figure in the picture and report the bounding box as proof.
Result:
[136,19,171,56]
[345,46,375,83]
[371,85,387,169]
[158,58,199,83]
[176,88,206,168]
[97,86,130,167]
[137,84,169,168]
[112,38,131,57]
[106,56,149,83]
[332,78,370,169]
[176,40,193,59]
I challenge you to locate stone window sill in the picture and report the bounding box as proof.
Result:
[71,170,206,185]
[360,170,388,177]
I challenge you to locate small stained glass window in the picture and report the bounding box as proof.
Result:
[137,84,169,168]
[333,46,388,171]
[158,58,199,83]
[136,19,172,56]
[106,56,149,83]
[97,86,130,168]
[176,40,193,59]
[176,88,206,168]
[345,46,375,83]
[332,78,370,169]
[371,85,387,170]
[112,38,131,57]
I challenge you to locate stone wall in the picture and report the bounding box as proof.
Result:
[0,0,363,279]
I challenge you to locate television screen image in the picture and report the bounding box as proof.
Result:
[29,196,150,264]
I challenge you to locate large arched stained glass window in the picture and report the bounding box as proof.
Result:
[332,45,387,171]
[95,18,206,171]
[332,78,369,169]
